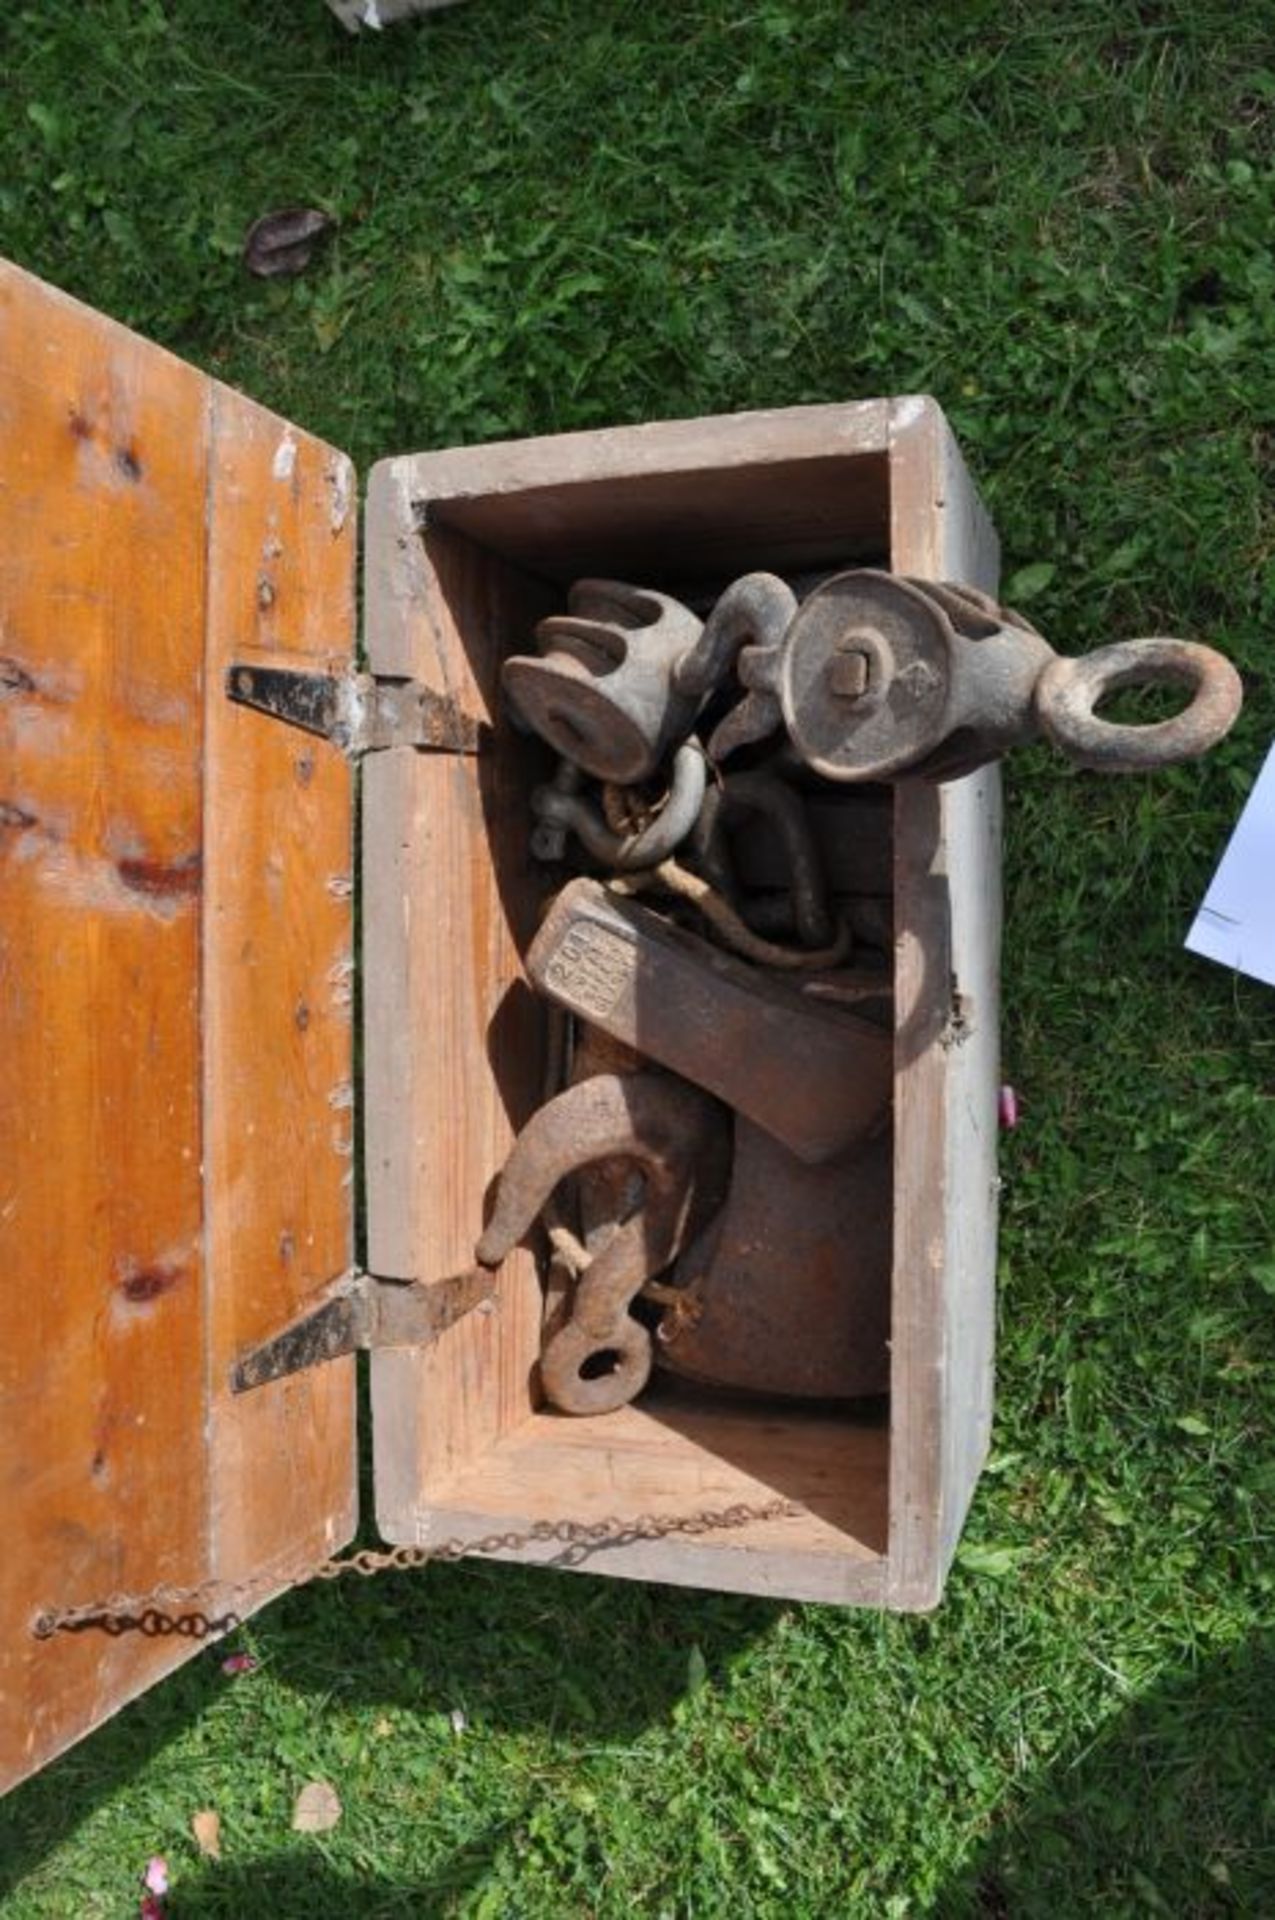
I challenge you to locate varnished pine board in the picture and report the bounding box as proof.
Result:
[0,259,356,1795]
[0,257,211,1795]
[886,396,1002,1608]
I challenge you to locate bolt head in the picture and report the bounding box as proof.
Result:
[827,648,870,700]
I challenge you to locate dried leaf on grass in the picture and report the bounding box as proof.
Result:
[292,1780,342,1834]
[243,208,335,279]
[191,1809,221,1860]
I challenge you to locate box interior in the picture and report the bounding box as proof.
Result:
[373,437,902,1599]
[431,447,891,592]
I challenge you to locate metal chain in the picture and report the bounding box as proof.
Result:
[30,1498,799,1642]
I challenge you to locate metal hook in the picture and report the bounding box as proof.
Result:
[476,1071,729,1415]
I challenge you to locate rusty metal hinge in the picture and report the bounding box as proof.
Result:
[231,1268,495,1392]
[226,665,482,756]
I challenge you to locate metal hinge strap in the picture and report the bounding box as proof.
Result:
[231,1268,495,1392]
[227,665,481,756]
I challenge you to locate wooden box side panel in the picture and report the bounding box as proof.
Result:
[364,401,891,671]
[0,260,356,1795]
[364,493,558,1518]
[412,1401,890,1606]
[887,398,1002,1609]
[935,770,1002,1568]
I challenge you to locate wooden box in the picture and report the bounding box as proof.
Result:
[0,259,1000,1796]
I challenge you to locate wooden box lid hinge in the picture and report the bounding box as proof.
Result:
[230,1268,496,1393]
[226,663,482,757]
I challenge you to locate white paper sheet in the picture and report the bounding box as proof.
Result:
[1185,742,1275,987]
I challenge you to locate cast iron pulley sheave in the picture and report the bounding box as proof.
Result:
[765,571,1244,780]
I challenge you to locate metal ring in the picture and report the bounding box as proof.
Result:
[539,1315,652,1417]
[1033,638,1243,772]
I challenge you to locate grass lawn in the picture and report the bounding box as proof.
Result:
[3,0,1275,1912]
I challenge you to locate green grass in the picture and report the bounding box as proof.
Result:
[4,0,1275,1912]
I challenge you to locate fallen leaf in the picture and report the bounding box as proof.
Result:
[956,1540,1031,1578]
[1175,1413,1211,1436]
[243,208,335,280]
[449,1707,468,1736]
[998,1084,1020,1130]
[292,1780,342,1834]
[192,1809,221,1860]
[1004,560,1056,603]
[220,1652,258,1677]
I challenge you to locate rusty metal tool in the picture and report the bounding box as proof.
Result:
[502,580,705,784]
[569,1023,730,1266]
[612,858,852,971]
[730,790,893,897]
[673,572,798,763]
[688,768,834,948]
[475,1070,729,1416]
[527,878,892,1165]
[704,569,1243,780]
[656,1118,892,1401]
[503,573,798,785]
[530,740,707,869]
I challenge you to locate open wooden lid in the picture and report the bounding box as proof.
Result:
[0,260,358,1795]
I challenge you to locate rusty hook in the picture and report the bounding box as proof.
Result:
[673,572,795,764]
[1033,636,1244,772]
[674,572,796,698]
[476,1071,729,1415]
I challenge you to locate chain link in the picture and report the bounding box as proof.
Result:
[30,1499,799,1642]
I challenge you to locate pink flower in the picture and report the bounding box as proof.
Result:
[220,1652,258,1676]
[998,1084,1020,1130]
[142,1858,169,1896]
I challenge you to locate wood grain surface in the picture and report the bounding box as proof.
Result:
[887,396,1002,1609]
[0,258,356,1796]
[365,515,556,1507]
[418,1393,889,1606]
